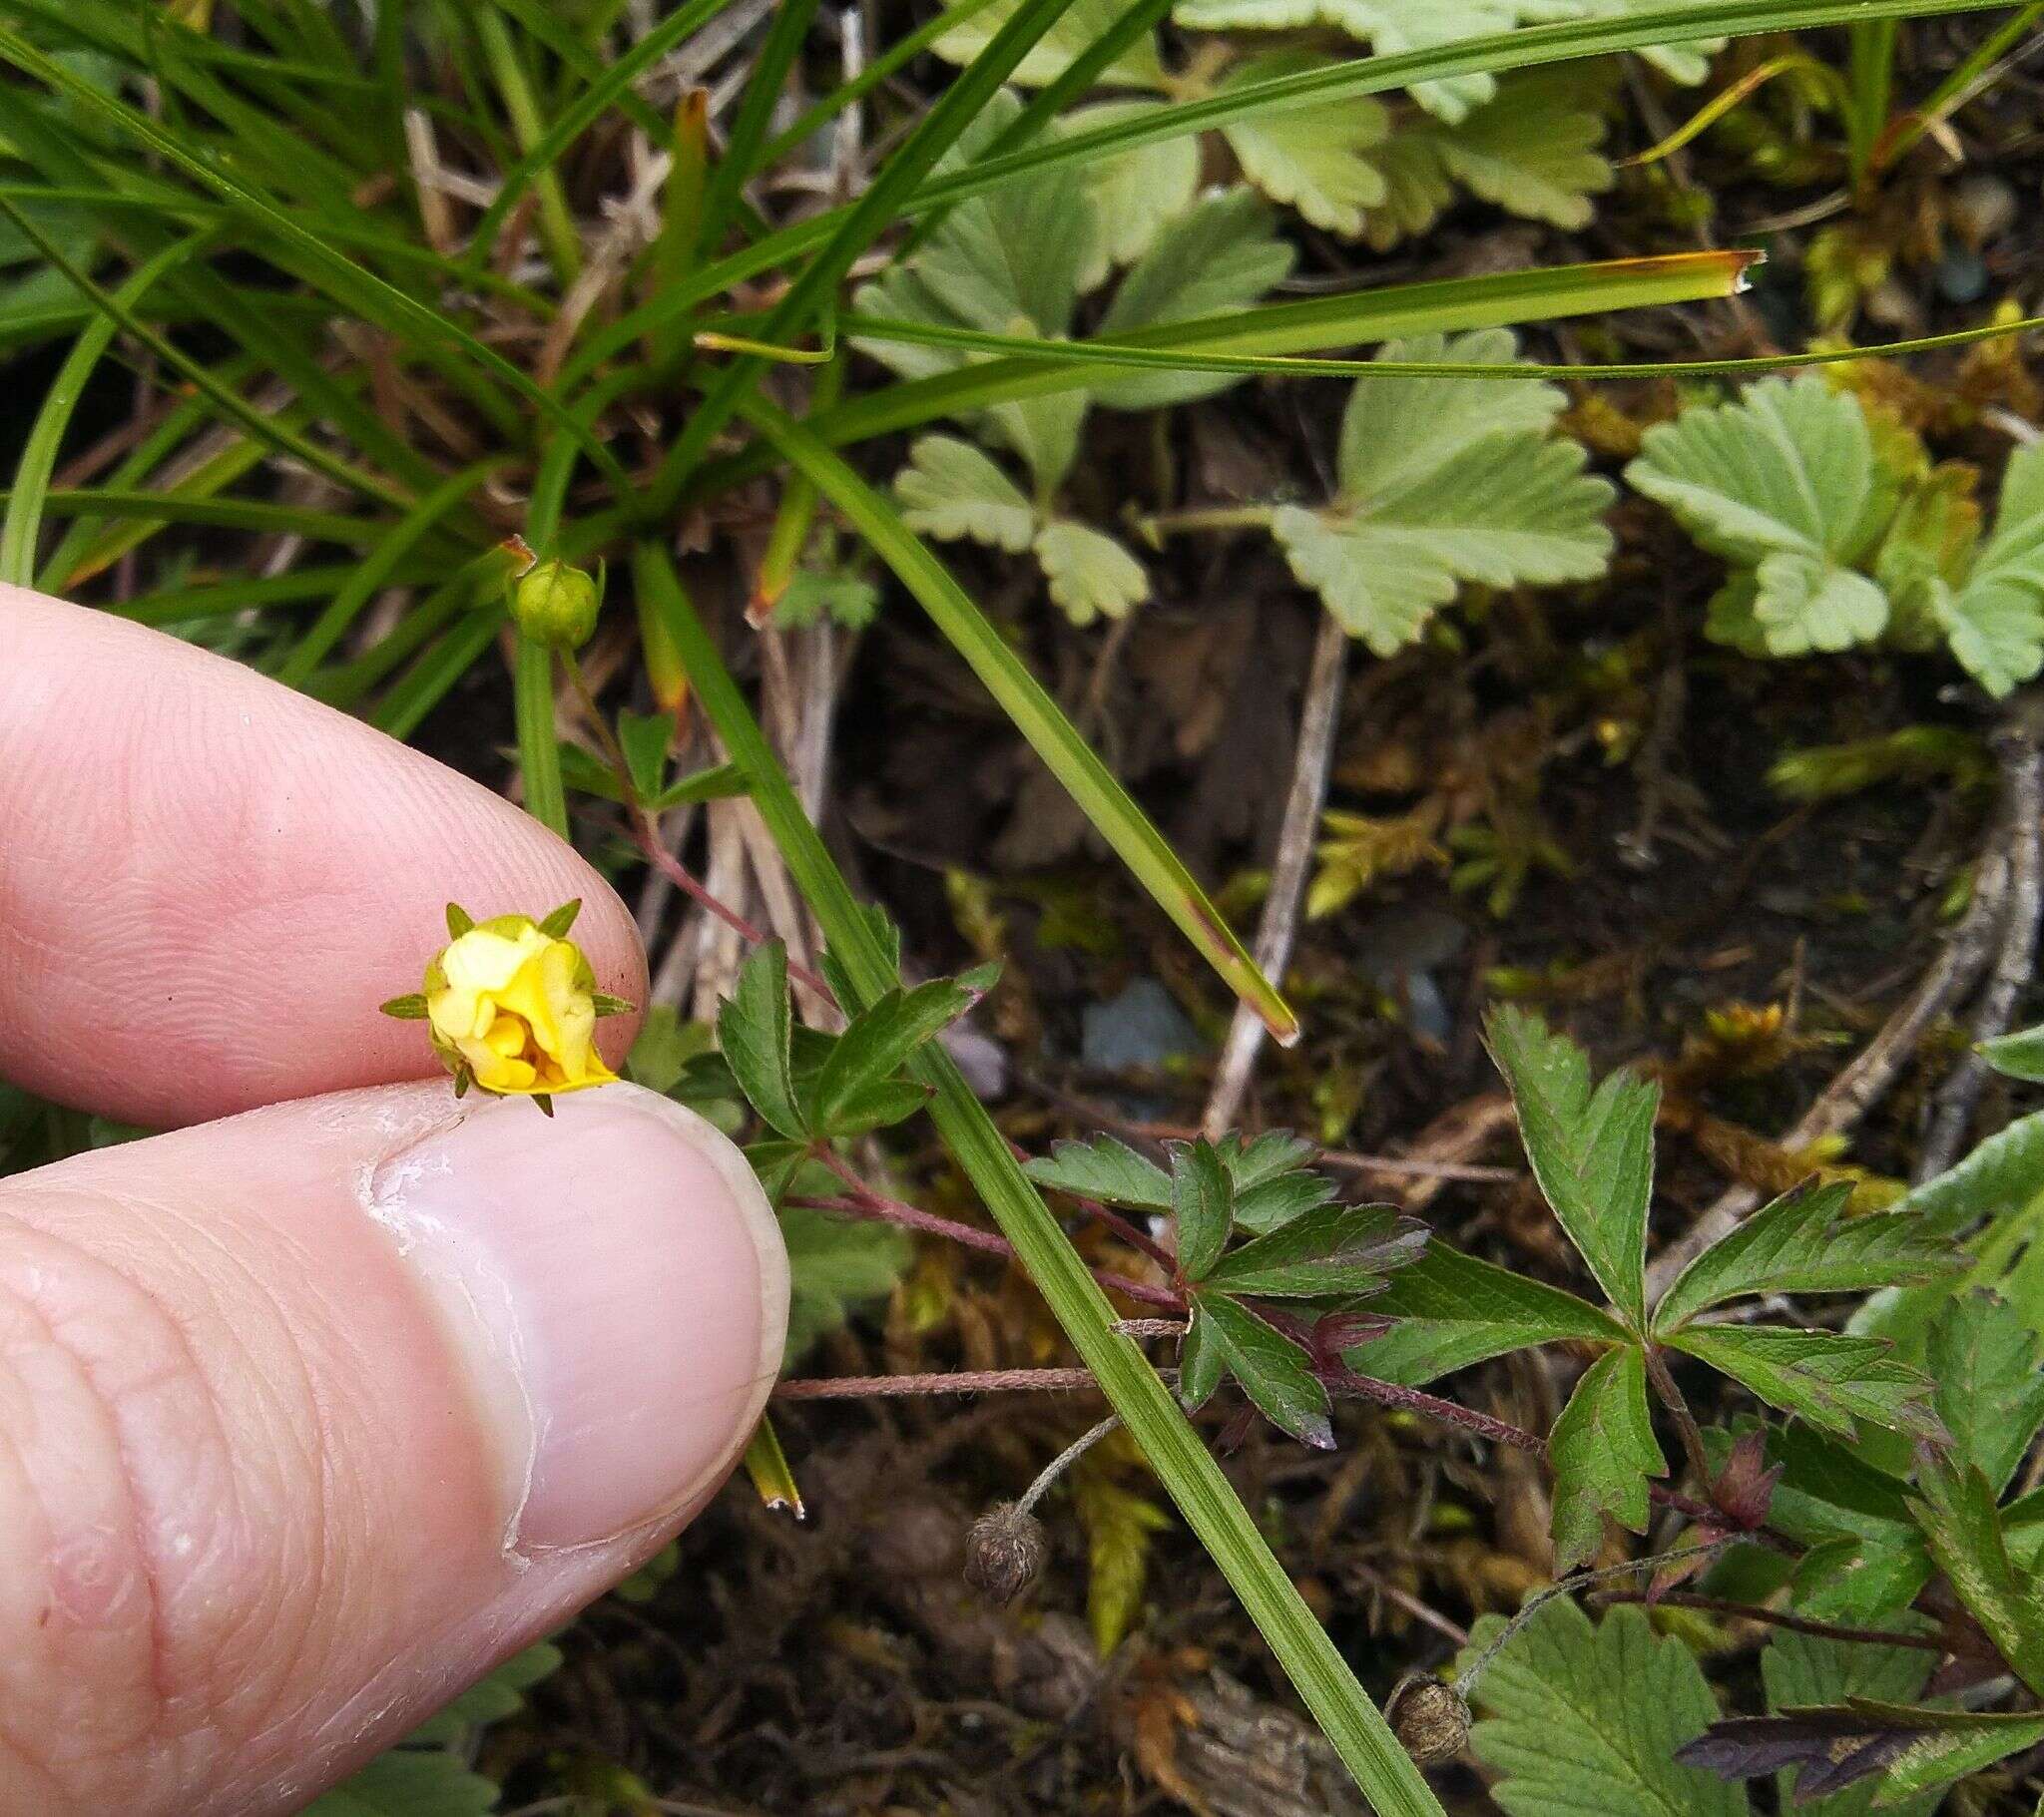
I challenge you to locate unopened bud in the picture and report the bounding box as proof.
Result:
[964,1502,1047,1604]
[511,557,601,650]
[1386,1672,1470,1767]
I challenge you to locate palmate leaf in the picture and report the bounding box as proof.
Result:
[1669,1326,1939,1442]
[1409,66,1615,235]
[1938,441,2044,695]
[1185,1291,1333,1447]
[1171,1137,1236,1280]
[1069,99,1200,280]
[1217,51,1393,237]
[1927,1293,2044,1496]
[1203,1201,1426,1296]
[780,1203,914,1365]
[1033,520,1150,622]
[1626,376,1899,657]
[896,434,1039,550]
[1360,1242,1629,1384]
[933,0,1168,90]
[1460,1599,1747,1817]
[1485,1007,1656,1330]
[1547,1345,1664,1571]
[1275,329,1612,654]
[1090,188,1294,409]
[1026,1133,1175,1209]
[717,942,805,1139]
[1652,1179,1959,1334]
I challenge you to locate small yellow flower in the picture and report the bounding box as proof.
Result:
[382,902,631,1108]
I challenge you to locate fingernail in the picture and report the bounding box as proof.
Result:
[366,1083,787,1551]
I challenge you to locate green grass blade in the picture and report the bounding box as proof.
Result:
[737,395,1296,1044]
[462,0,741,274]
[693,251,1757,494]
[695,0,822,260]
[514,634,569,839]
[274,461,508,688]
[474,8,581,285]
[111,564,434,629]
[0,232,204,588]
[637,0,1105,519]
[638,543,1442,1816]
[9,489,392,544]
[0,25,630,492]
[373,607,507,739]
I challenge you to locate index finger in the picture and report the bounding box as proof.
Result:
[0,585,647,1128]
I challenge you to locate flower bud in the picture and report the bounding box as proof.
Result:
[964,1502,1047,1604]
[1386,1672,1470,1766]
[384,901,631,1104]
[511,558,601,650]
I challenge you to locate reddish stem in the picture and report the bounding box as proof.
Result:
[777,1368,1102,1399]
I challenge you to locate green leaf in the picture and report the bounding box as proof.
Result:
[1204,1202,1426,1296]
[771,570,880,632]
[813,1079,933,1137]
[1273,329,1613,655]
[1547,1345,1663,1571]
[653,761,750,811]
[616,713,674,804]
[1194,1291,1334,1448]
[896,433,1039,549]
[1943,441,2044,695]
[810,974,983,1132]
[1427,66,1613,227]
[779,1203,913,1365]
[406,1641,563,1745]
[1089,187,1294,410]
[1178,1299,1225,1409]
[1983,1022,2044,1083]
[1861,1702,2044,1801]
[1033,520,1150,624]
[1927,1292,2044,1495]
[1361,1242,1629,1384]
[1669,1326,1939,1441]
[1626,376,1899,657]
[1485,1006,1657,1330]
[1459,1598,1747,1817]
[1069,98,1199,281]
[1790,1531,1932,1627]
[717,942,807,1140]
[1171,0,1527,123]
[1761,1632,1934,1817]
[1230,1161,1340,1233]
[1026,1134,1175,1210]
[1218,52,1391,237]
[1653,1180,1958,1334]
[932,0,1166,90]
[1172,1138,1236,1281]
[304,1751,500,1817]
[1911,1450,2044,1694]
[737,401,1297,1045]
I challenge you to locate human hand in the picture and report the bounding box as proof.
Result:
[0,587,788,1813]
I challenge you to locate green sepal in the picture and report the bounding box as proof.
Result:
[453,1065,472,1098]
[592,992,637,1017]
[446,902,476,938]
[379,993,429,1020]
[538,898,583,938]
[532,1094,556,1118]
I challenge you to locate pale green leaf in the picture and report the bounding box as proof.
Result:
[990,381,1090,495]
[1486,1007,1656,1329]
[1218,52,1391,237]
[1459,1599,1747,1817]
[1547,1345,1663,1570]
[1360,1242,1628,1384]
[1069,99,1200,283]
[1941,453,2044,697]
[1427,67,1614,230]
[1627,376,1889,571]
[895,435,1038,549]
[304,1752,499,1817]
[1521,0,1726,84]
[1981,1021,2044,1083]
[1073,1464,1172,1656]
[1670,1326,1939,1441]
[1751,549,1890,656]
[1035,521,1150,624]
[1170,0,1528,122]
[1091,188,1293,409]
[935,0,1166,90]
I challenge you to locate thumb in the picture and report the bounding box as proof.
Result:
[0,1080,786,1815]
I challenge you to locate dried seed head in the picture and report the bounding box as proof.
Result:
[964,1502,1047,1604]
[1386,1672,1471,1767]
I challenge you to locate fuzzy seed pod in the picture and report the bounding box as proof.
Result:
[1386,1672,1471,1767]
[963,1502,1047,1604]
